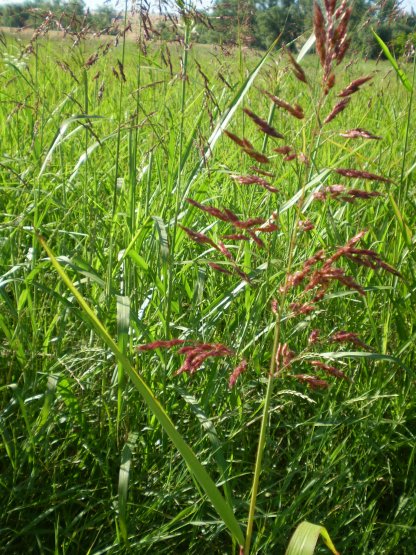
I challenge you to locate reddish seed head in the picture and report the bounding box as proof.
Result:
[274,343,295,376]
[282,343,296,366]
[338,75,373,97]
[208,262,233,276]
[175,343,233,376]
[233,217,266,230]
[309,360,350,381]
[298,219,315,232]
[264,91,305,119]
[224,129,246,148]
[330,330,369,349]
[180,225,219,250]
[340,128,382,140]
[257,222,279,233]
[222,208,239,223]
[231,174,279,193]
[347,189,382,200]
[250,166,275,177]
[294,374,329,389]
[186,198,229,222]
[247,230,266,249]
[324,97,351,124]
[274,146,293,155]
[243,107,285,139]
[333,168,391,183]
[285,47,308,84]
[308,329,320,344]
[290,302,316,315]
[229,359,248,389]
[313,2,326,67]
[137,339,186,351]
[284,153,298,162]
[218,241,233,260]
[243,147,270,165]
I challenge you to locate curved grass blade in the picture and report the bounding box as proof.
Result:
[36,232,244,546]
[69,132,116,183]
[39,114,106,177]
[298,33,316,62]
[285,521,339,555]
[372,30,412,92]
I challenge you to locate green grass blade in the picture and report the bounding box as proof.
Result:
[153,216,170,265]
[285,521,339,555]
[117,295,130,431]
[372,30,412,92]
[297,33,316,62]
[36,233,244,546]
[118,431,138,543]
[39,114,106,177]
[307,351,410,372]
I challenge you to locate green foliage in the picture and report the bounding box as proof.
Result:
[0,0,116,32]
[255,0,310,50]
[199,0,258,46]
[197,0,416,57]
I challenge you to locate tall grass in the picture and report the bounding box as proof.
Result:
[0,2,415,553]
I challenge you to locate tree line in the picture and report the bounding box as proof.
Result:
[1,0,415,59]
[194,0,416,58]
[0,0,117,33]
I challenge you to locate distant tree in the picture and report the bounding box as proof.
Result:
[201,0,257,46]
[0,0,115,33]
[254,0,310,50]
[354,0,414,58]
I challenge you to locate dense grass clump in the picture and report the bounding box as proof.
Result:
[0,3,415,553]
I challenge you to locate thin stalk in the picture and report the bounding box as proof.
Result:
[126,3,143,312]
[399,55,415,205]
[244,214,298,555]
[106,0,128,303]
[245,112,324,552]
[83,67,89,252]
[165,18,191,337]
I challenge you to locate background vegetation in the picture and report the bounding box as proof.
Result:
[1,0,416,57]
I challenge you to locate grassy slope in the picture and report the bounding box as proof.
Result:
[0,30,415,554]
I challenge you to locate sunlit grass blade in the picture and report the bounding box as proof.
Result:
[117,295,130,431]
[39,114,106,177]
[285,521,340,555]
[118,431,138,543]
[372,30,412,92]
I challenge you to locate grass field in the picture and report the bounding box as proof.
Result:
[0,8,416,554]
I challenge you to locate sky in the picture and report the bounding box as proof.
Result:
[0,0,415,12]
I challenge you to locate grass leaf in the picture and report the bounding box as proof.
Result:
[285,521,339,555]
[372,30,412,92]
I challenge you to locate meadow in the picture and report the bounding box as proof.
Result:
[0,5,416,554]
